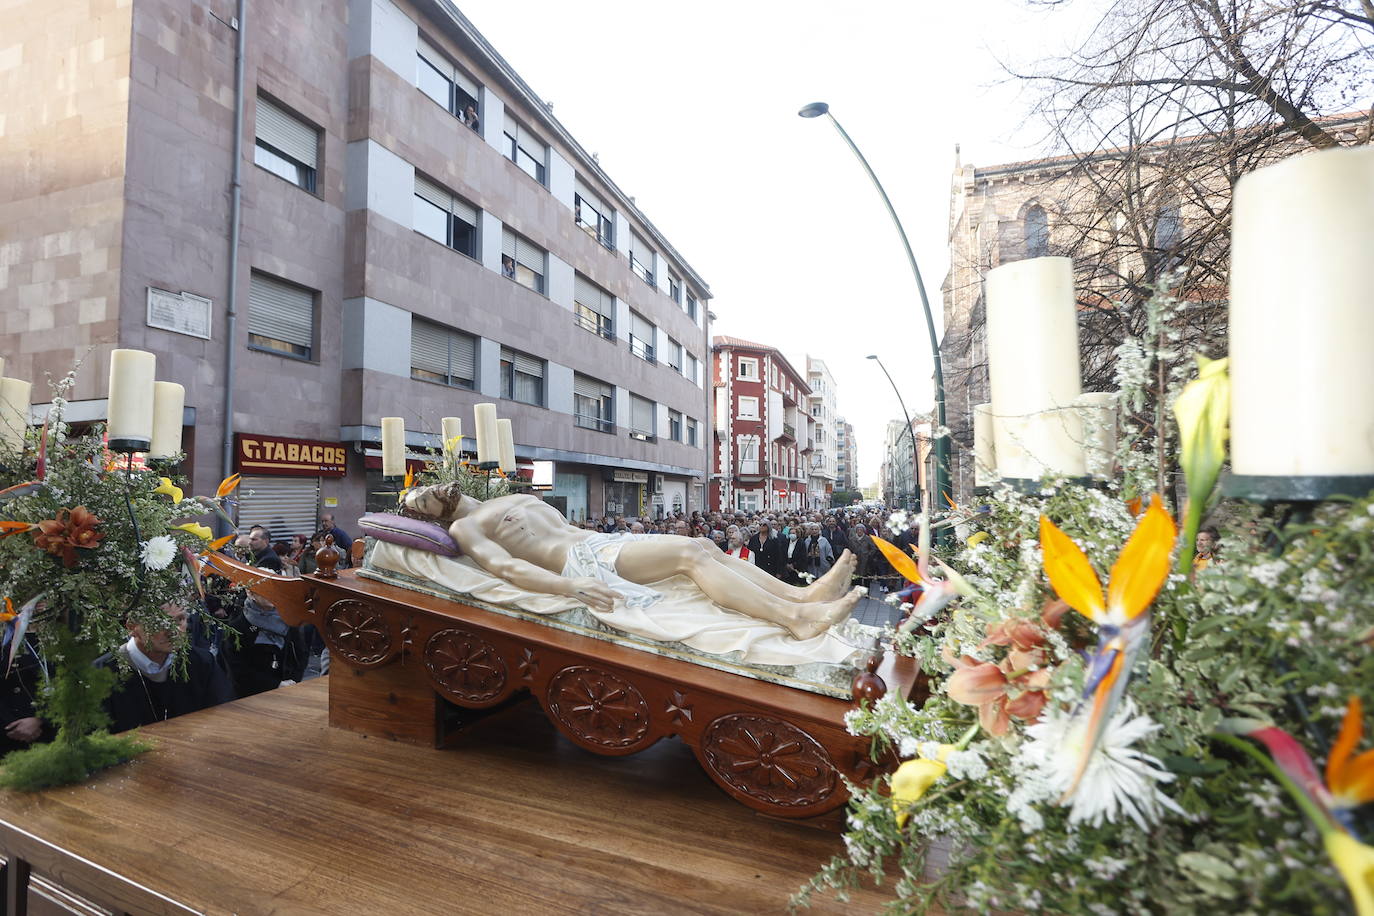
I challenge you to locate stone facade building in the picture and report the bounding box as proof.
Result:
[709,337,811,514]
[0,0,712,533]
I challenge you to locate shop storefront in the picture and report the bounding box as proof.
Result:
[552,471,589,522]
[234,433,347,540]
[604,469,648,518]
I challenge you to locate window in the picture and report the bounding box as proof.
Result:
[686,294,698,321]
[687,418,699,447]
[411,318,476,388]
[574,181,614,249]
[254,96,318,192]
[738,396,759,419]
[668,274,682,305]
[629,395,655,440]
[1025,204,1050,258]
[668,409,682,442]
[666,338,682,372]
[1154,203,1182,268]
[737,357,758,380]
[414,174,477,257]
[686,353,699,385]
[573,374,614,432]
[629,232,654,286]
[416,38,480,130]
[248,272,315,359]
[502,228,546,294]
[500,346,545,406]
[503,115,546,185]
[738,436,760,474]
[574,274,614,339]
[629,311,655,363]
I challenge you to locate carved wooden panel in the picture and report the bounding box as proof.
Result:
[424,629,507,705]
[546,666,650,750]
[700,714,837,810]
[322,599,394,668]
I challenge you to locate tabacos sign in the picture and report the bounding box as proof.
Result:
[234,433,347,478]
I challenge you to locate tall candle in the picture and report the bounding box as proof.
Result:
[381,417,405,477]
[148,381,186,459]
[496,419,516,473]
[107,349,157,449]
[985,256,1085,479]
[474,403,498,465]
[0,378,32,451]
[973,403,996,488]
[1075,392,1118,480]
[1230,146,1374,479]
[441,417,462,454]
[991,413,1032,481]
[0,357,6,379]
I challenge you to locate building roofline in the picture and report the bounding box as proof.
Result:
[422,0,713,298]
[711,336,811,392]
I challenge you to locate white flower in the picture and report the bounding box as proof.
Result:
[140,535,178,571]
[946,747,988,781]
[1014,700,1185,831]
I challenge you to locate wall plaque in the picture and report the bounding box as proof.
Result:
[146,287,212,340]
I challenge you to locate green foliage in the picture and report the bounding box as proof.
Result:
[410,450,515,502]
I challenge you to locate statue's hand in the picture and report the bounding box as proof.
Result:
[566,577,619,613]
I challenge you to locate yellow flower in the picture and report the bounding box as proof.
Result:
[173,522,214,540]
[152,477,184,503]
[1172,356,1229,569]
[967,531,989,548]
[1324,830,1374,916]
[892,745,953,827]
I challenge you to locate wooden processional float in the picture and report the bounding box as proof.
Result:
[203,546,926,819]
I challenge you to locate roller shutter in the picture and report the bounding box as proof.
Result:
[256,97,317,168]
[248,273,314,350]
[236,476,320,542]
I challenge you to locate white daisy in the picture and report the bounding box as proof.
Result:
[1015,700,1185,830]
[140,535,178,571]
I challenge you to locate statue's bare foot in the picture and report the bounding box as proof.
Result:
[786,586,864,641]
[801,550,857,601]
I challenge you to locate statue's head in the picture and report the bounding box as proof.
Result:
[403,482,476,521]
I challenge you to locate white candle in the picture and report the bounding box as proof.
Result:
[973,403,996,488]
[496,418,516,473]
[0,377,32,451]
[0,357,6,379]
[148,381,186,459]
[1075,392,1118,480]
[991,413,1033,480]
[1230,146,1374,479]
[441,417,462,454]
[474,403,498,465]
[381,417,405,477]
[985,257,1085,479]
[107,349,156,448]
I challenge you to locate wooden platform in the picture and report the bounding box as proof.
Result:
[0,679,890,914]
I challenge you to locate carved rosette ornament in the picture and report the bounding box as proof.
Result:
[322,599,394,667]
[546,666,650,749]
[424,629,507,704]
[701,714,837,809]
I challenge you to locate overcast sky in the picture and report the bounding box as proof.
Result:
[457,0,1084,486]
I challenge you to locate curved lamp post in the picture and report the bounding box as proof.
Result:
[799,102,949,520]
[867,355,921,511]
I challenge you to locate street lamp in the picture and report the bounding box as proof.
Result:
[799,102,950,521]
[867,355,922,512]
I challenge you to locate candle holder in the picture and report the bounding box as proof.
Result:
[383,474,405,507]
[477,460,499,500]
[107,436,150,455]
[1221,473,1374,503]
[999,476,1101,495]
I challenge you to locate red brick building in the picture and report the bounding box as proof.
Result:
[709,336,812,513]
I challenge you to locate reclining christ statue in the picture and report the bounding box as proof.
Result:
[403,484,863,641]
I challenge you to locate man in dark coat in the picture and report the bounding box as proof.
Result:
[100,603,236,733]
[751,521,786,579]
[246,526,283,573]
[1,622,52,756]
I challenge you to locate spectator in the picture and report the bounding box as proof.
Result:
[100,601,236,733]
[463,102,480,132]
[724,528,755,564]
[1194,525,1222,572]
[320,513,354,568]
[1,620,51,756]
[245,526,283,573]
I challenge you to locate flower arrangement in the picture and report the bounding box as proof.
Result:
[797,299,1373,913]
[0,384,237,791]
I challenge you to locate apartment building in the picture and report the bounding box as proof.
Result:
[805,357,838,510]
[709,337,811,513]
[834,417,857,492]
[0,0,711,532]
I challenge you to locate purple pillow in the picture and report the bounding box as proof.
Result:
[358,513,460,557]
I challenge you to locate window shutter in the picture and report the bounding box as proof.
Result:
[502,347,543,378]
[575,276,612,316]
[630,232,653,264]
[631,395,653,433]
[415,174,452,210]
[573,375,611,399]
[236,476,320,541]
[248,274,313,348]
[630,311,653,341]
[410,320,449,375]
[502,228,517,258]
[515,237,544,272]
[256,97,317,168]
[418,38,454,81]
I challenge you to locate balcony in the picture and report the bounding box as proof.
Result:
[777,422,796,442]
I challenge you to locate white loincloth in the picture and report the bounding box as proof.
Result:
[561,532,663,610]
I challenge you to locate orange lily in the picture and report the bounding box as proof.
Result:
[1328,696,1374,812]
[0,521,37,540]
[0,597,15,624]
[215,473,241,498]
[1040,493,1177,798]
